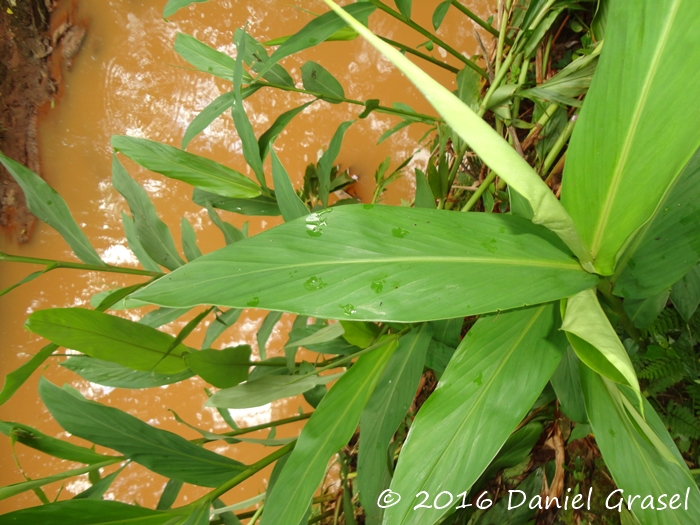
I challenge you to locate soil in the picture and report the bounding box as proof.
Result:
[0,0,70,243]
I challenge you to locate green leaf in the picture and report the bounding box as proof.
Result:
[623,289,670,330]
[0,343,56,406]
[394,0,412,19]
[256,4,377,79]
[256,311,283,361]
[139,307,190,328]
[430,317,462,348]
[206,372,343,409]
[286,322,344,348]
[26,308,190,374]
[319,0,594,270]
[0,458,120,501]
[206,205,244,245]
[112,136,260,199]
[357,324,432,525]
[301,61,344,103]
[270,150,309,222]
[413,169,435,209]
[670,265,700,322]
[432,1,450,30]
[112,157,185,271]
[383,304,565,525]
[259,102,315,161]
[61,356,194,389]
[174,33,237,81]
[560,0,700,275]
[318,120,354,207]
[185,346,251,388]
[477,468,542,525]
[550,346,587,424]
[202,308,242,349]
[182,92,234,150]
[259,338,397,525]
[39,378,246,487]
[0,420,111,464]
[562,289,640,402]
[131,206,597,322]
[121,212,163,272]
[163,0,206,18]
[581,366,700,524]
[233,29,295,88]
[192,188,281,216]
[0,153,104,266]
[73,466,125,500]
[340,321,379,348]
[181,218,203,262]
[0,500,176,525]
[156,479,183,510]
[480,422,543,483]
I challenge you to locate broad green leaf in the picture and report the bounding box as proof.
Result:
[319,0,594,270]
[561,289,640,402]
[232,33,267,190]
[113,157,184,270]
[39,378,246,487]
[0,153,104,266]
[206,205,244,245]
[394,0,412,18]
[429,317,462,348]
[206,372,343,409]
[61,356,194,388]
[670,265,700,322]
[185,346,251,388]
[560,0,700,275]
[164,0,206,18]
[0,420,111,464]
[340,321,380,348]
[581,366,700,524]
[26,308,190,374]
[413,168,435,208]
[192,188,280,216]
[317,120,354,207]
[202,308,242,349]
[592,0,609,41]
[174,33,237,81]
[424,339,454,378]
[301,61,344,103]
[0,500,177,525]
[121,212,163,272]
[0,458,119,501]
[476,468,542,525]
[383,304,565,525]
[550,346,587,424]
[181,218,202,262]
[256,4,377,79]
[271,150,308,222]
[623,289,670,330]
[112,136,260,199]
[479,422,543,483]
[260,338,397,525]
[357,324,432,525]
[139,307,190,328]
[257,311,283,360]
[432,1,450,30]
[0,343,56,406]
[259,102,315,161]
[131,206,597,322]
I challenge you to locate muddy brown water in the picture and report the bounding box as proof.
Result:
[0,0,492,515]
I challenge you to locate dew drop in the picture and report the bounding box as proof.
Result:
[392,227,409,239]
[304,276,328,291]
[371,279,384,294]
[340,303,356,315]
[473,372,483,386]
[247,297,260,307]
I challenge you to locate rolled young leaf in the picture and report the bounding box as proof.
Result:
[383,304,565,525]
[112,136,261,199]
[560,0,700,275]
[0,153,104,266]
[319,0,594,271]
[25,308,190,374]
[39,378,246,487]
[581,366,700,524]
[259,337,398,525]
[561,289,641,405]
[130,206,597,322]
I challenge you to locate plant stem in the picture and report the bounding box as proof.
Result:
[450,0,512,44]
[191,413,312,445]
[0,252,162,277]
[522,102,559,150]
[252,81,441,122]
[367,0,488,79]
[461,170,497,212]
[379,37,459,74]
[495,0,512,76]
[191,440,296,506]
[541,111,577,176]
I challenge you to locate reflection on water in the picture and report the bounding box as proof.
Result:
[0,0,490,514]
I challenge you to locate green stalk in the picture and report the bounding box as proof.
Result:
[0,252,163,277]
[367,0,488,79]
[190,413,312,445]
[541,111,578,176]
[443,146,468,209]
[495,0,513,75]
[252,81,441,122]
[379,37,459,74]
[523,102,559,147]
[461,170,498,212]
[450,0,512,44]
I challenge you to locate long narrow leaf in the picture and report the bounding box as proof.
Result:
[259,101,315,161]
[164,0,206,18]
[61,356,194,389]
[318,120,353,207]
[270,150,308,222]
[0,500,177,525]
[0,343,56,406]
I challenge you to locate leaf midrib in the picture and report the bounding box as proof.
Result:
[589,1,681,256]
